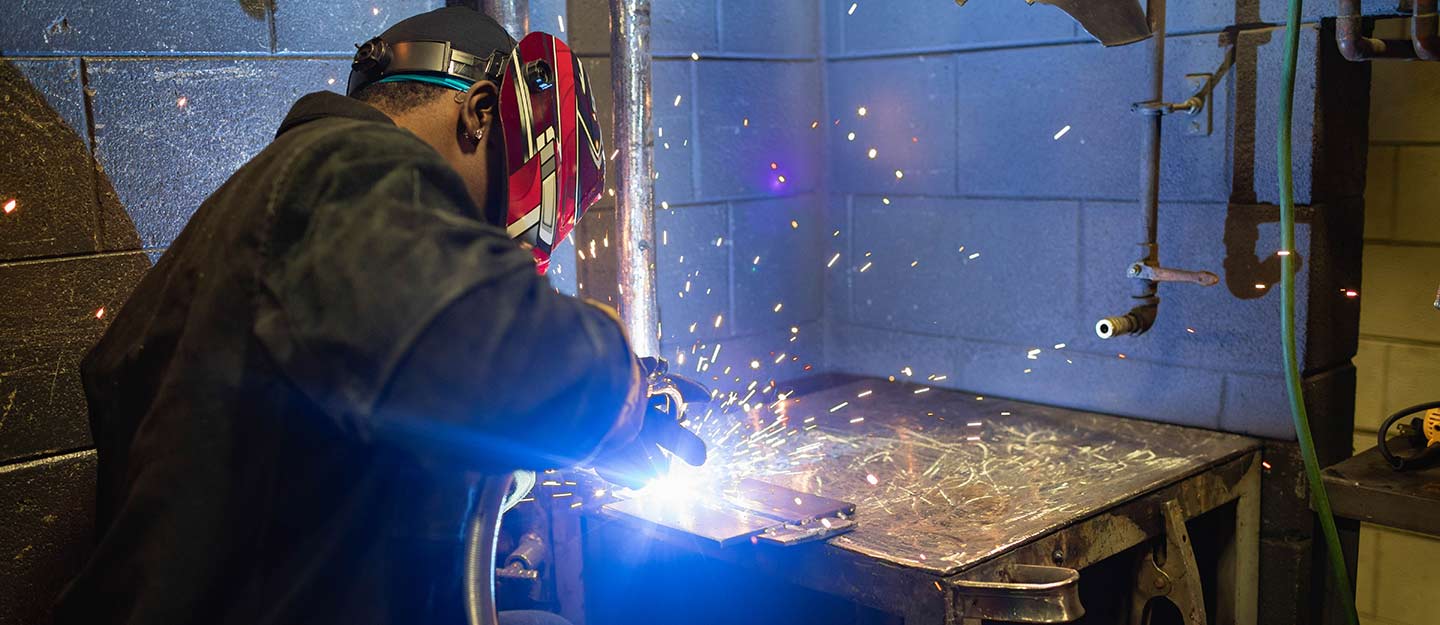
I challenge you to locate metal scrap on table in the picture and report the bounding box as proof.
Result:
[610,380,1256,577]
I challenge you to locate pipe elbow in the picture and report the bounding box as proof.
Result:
[1095,304,1158,339]
[1335,36,1372,61]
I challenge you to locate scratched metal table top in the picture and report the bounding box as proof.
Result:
[724,378,1260,576]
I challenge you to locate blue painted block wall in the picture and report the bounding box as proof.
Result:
[819,0,1367,441]
[568,0,826,394]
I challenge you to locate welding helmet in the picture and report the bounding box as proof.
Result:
[347,8,605,274]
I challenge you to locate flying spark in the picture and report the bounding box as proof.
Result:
[2,198,16,214]
[557,15,566,32]
[371,7,380,15]
[847,132,856,141]
[867,147,877,159]
[827,253,840,268]
[176,96,188,108]
[95,307,105,319]
[674,95,683,107]
[1053,125,1072,140]
[857,106,867,116]
[894,170,904,179]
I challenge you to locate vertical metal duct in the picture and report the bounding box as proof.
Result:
[609,0,660,356]
[481,0,530,36]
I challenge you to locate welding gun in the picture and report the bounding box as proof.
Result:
[463,356,709,625]
[591,356,710,489]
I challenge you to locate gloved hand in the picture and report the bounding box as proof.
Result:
[591,357,709,489]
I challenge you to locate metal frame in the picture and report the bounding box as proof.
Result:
[586,449,1259,624]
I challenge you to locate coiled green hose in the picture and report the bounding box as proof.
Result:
[1277,1,1359,622]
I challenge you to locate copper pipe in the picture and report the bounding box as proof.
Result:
[481,0,529,37]
[1337,0,1416,60]
[1414,0,1440,59]
[610,0,661,357]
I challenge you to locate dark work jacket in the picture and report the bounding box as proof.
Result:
[52,92,637,625]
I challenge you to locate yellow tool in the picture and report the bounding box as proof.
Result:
[1378,402,1440,470]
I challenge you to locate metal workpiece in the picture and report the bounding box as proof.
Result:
[609,0,660,357]
[1336,0,1418,60]
[480,0,529,37]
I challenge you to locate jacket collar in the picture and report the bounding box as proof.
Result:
[276,91,395,137]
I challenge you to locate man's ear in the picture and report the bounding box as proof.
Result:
[460,79,501,142]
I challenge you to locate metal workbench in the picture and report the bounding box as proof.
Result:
[1324,440,1440,537]
[581,378,1263,624]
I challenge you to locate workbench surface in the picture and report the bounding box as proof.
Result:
[731,379,1261,576]
[1324,440,1440,537]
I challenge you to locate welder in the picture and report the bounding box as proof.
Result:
[52,7,703,625]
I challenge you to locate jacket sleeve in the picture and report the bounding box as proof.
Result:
[254,130,641,470]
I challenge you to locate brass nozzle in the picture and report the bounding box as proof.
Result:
[1095,316,1137,339]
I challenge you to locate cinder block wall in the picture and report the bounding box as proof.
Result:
[815,2,1377,623]
[1350,19,1440,625]
[0,1,581,621]
[566,0,826,387]
[819,0,1376,441]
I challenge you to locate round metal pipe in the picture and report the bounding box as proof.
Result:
[609,0,661,356]
[481,0,530,37]
[1134,0,1165,303]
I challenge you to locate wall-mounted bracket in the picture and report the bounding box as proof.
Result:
[1130,46,1235,137]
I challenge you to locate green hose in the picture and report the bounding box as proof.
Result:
[1277,1,1359,623]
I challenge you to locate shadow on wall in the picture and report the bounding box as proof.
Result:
[0,58,148,625]
[238,0,277,20]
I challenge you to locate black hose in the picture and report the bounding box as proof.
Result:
[1377,400,1440,470]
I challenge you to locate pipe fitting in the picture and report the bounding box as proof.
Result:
[1337,0,1417,60]
[1414,0,1440,60]
[1095,304,1157,339]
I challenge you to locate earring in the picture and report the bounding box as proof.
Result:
[468,129,484,142]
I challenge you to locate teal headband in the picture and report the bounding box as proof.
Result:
[375,73,475,92]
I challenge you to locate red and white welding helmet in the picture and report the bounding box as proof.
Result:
[349,26,604,274]
[497,33,605,274]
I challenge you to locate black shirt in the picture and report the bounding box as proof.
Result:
[53,92,636,625]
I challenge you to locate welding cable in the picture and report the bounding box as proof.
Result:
[1277,1,1359,623]
[465,472,517,625]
